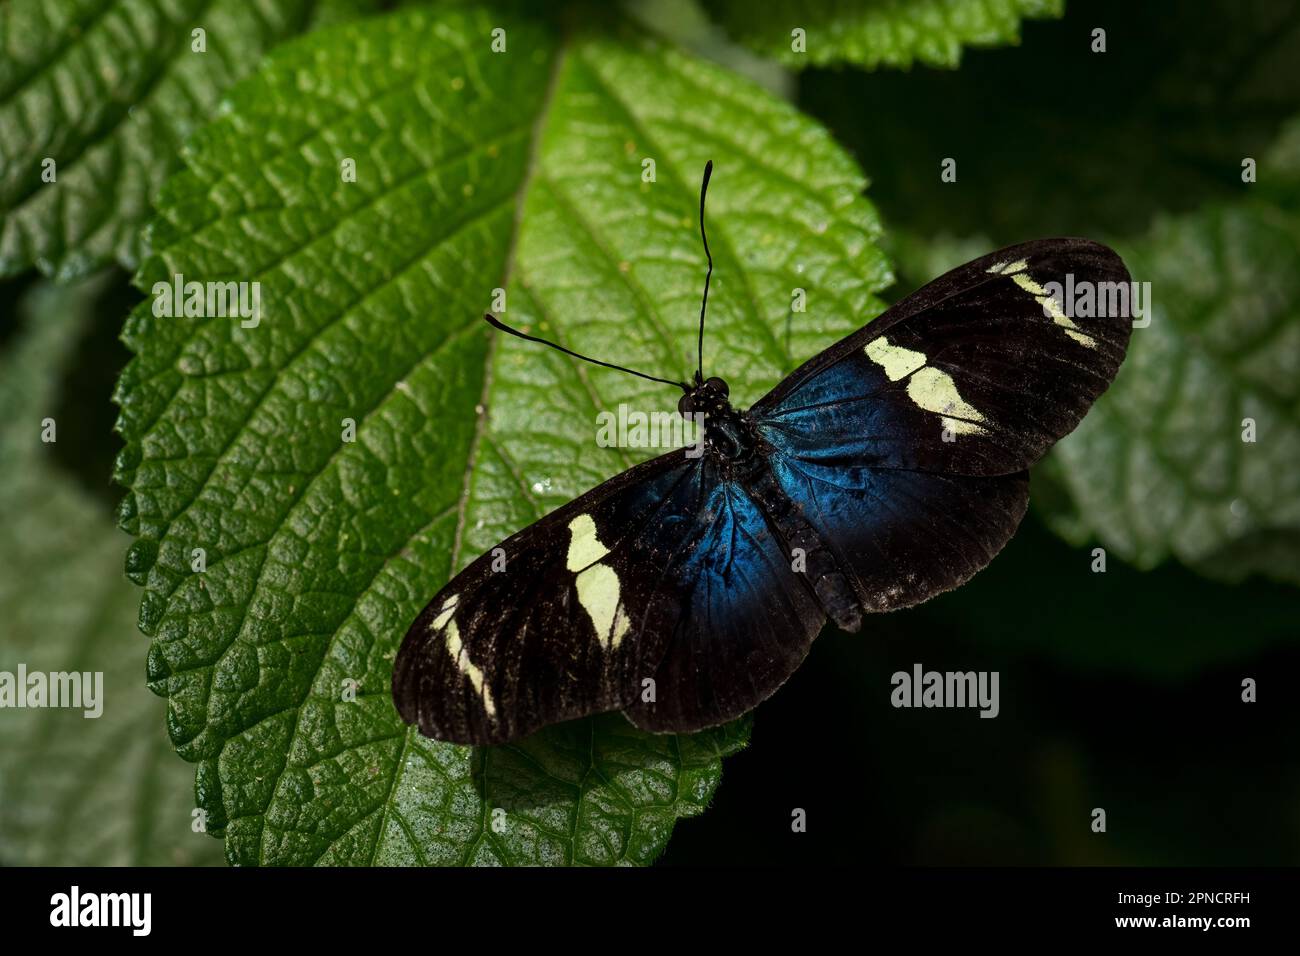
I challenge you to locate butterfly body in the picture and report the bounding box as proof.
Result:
[393,176,1133,746]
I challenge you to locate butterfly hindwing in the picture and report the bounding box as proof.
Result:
[624,461,827,733]
[766,454,1030,613]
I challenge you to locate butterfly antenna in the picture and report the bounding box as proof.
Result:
[484,315,689,392]
[695,159,714,387]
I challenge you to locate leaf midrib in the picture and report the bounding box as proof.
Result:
[350,33,707,868]
[349,36,573,869]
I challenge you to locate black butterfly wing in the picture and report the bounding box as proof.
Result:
[754,238,1132,476]
[393,450,705,745]
[747,237,1131,613]
[393,449,828,744]
[764,457,1031,614]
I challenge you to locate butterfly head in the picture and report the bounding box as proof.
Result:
[678,376,730,419]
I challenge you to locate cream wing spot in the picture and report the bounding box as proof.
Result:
[987,258,1028,276]
[1036,293,1097,348]
[994,259,1101,350]
[567,513,631,650]
[566,513,609,572]
[1011,273,1048,297]
[444,620,496,719]
[906,366,988,434]
[430,593,459,631]
[611,605,631,649]
[575,564,630,650]
[867,336,987,437]
[941,416,988,436]
[1037,292,1070,323]
[865,336,927,381]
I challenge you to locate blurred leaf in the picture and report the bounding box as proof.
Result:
[626,0,795,98]
[1191,528,1300,587]
[114,5,889,865]
[703,0,1062,70]
[880,228,991,301]
[1263,112,1300,203]
[0,276,223,866]
[0,0,382,280]
[799,0,1300,242]
[1041,197,1300,572]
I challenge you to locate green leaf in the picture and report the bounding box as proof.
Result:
[0,275,223,866]
[1262,112,1300,203]
[0,0,381,280]
[703,0,1063,70]
[1041,197,1300,574]
[114,5,890,865]
[799,0,1300,242]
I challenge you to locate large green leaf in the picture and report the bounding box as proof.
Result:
[0,0,380,280]
[114,5,890,865]
[0,275,223,866]
[703,0,1063,70]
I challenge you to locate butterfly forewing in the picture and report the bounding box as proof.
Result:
[393,451,707,744]
[754,238,1133,476]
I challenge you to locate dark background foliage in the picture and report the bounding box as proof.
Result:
[666,0,1300,865]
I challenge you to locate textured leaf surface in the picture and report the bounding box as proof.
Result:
[0,276,223,866]
[704,0,1062,69]
[114,6,890,865]
[1040,198,1300,575]
[0,0,378,280]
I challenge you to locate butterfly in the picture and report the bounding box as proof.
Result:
[393,161,1133,745]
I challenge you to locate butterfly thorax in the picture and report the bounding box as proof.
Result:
[679,376,765,467]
